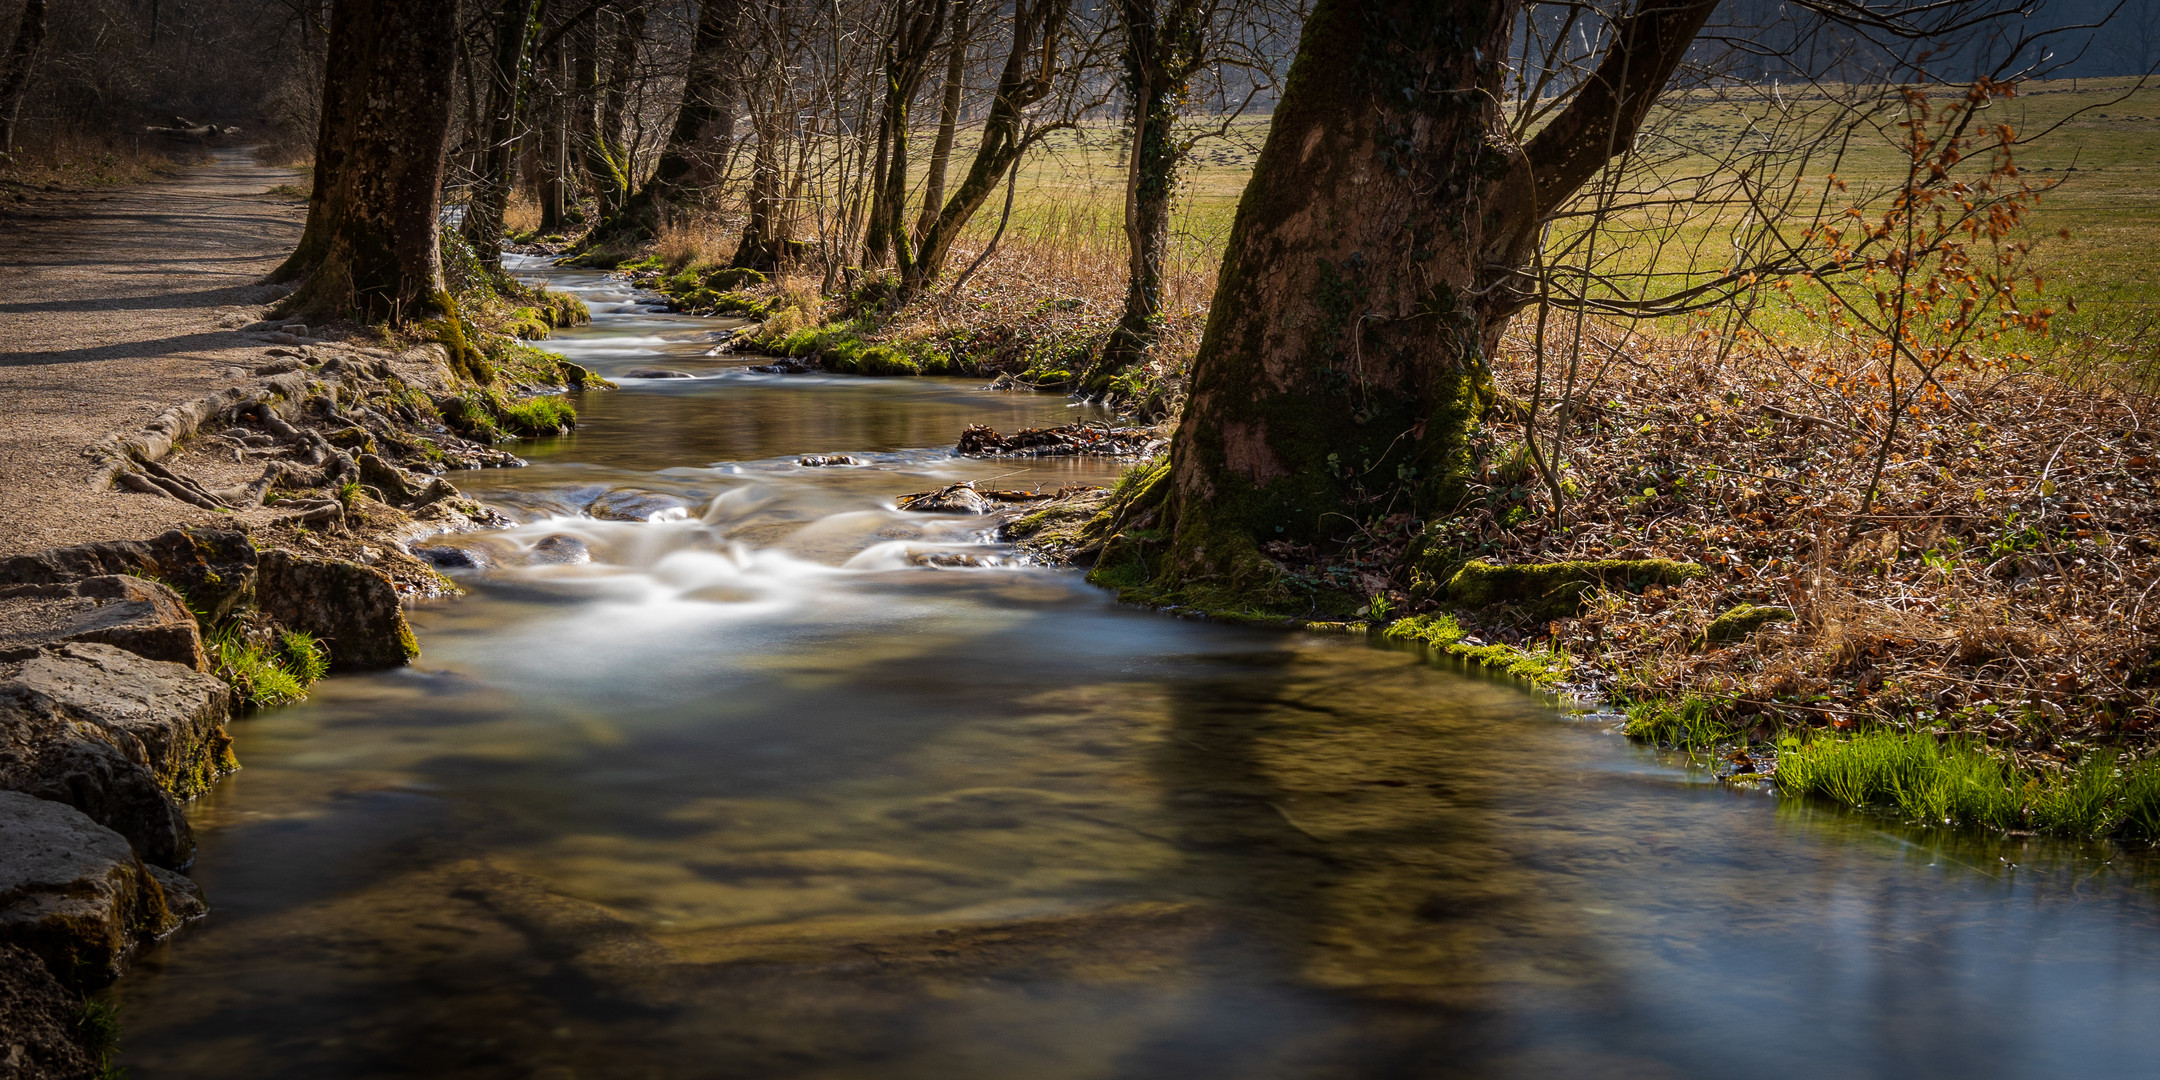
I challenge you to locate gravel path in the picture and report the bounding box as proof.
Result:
[0,147,306,555]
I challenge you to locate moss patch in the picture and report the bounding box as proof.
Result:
[1381,613,1573,689]
[1445,559,1707,620]
[1702,603,1794,644]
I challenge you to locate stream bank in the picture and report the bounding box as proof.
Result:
[84,255,2160,1080]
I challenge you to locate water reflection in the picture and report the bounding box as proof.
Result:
[108,258,2160,1080]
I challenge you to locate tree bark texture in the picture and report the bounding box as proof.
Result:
[598,0,747,243]
[0,0,48,155]
[275,0,463,343]
[863,0,948,269]
[1139,0,1715,598]
[902,0,1069,296]
[538,40,571,234]
[463,0,545,273]
[586,0,646,221]
[1097,0,1209,383]
[730,108,787,269]
[912,0,971,249]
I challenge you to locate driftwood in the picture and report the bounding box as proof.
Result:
[956,422,1161,458]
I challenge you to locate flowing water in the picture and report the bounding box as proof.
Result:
[111,260,2160,1079]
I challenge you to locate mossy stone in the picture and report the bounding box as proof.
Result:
[1703,604,1794,644]
[1445,558,1706,620]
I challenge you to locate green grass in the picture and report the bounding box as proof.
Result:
[932,78,2160,376]
[493,393,576,436]
[1775,729,2160,840]
[75,998,124,1079]
[1624,696,1729,752]
[1381,613,1574,689]
[208,626,325,709]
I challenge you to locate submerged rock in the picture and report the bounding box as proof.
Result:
[797,455,861,467]
[0,575,207,671]
[0,791,174,991]
[748,358,815,375]
[256,551,419,671]
[622,368,696,379]
[411,544,488,570]
[529,534,592,564]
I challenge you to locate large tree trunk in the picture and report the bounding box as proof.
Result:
[538,39,571,234]
[901,0,1068,297]
[912,0,970,247]
[585,0,645,222]
[463,0,545,274]
[863,0,948,269]
[594,0,747,244]
[1095,0,1208,387]
[729,114,787,270]
[1129,0,1714,602]
[0,0,47,155]
[274,0,469,377]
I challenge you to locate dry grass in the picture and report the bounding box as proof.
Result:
[1300,323,2160,767]
[0,131,187,190]
[503,190,544,236]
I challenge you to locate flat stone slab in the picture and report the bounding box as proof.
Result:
[0,643,235,868]
[0,791,172,991]
[0,574,207,671]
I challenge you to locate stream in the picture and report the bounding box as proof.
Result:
[109,258,2160,1078]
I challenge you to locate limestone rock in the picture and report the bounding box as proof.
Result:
[0,575,207,671]
[2,642,234,802]
[0,792,171,991]
[255,551,418,671]
[0,942,98,1080]
[529,535,591,564]
[146,865,208,923]
[0,528,257,625]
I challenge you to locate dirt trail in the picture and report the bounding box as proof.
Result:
[0,147,306,555]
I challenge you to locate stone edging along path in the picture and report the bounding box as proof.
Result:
[0,151,551,1071]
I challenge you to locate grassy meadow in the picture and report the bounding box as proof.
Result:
[845,75,2160,375]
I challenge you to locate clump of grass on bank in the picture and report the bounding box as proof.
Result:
[1773,729,2160,841]
[439,385,576,441]
[208,627,328,709]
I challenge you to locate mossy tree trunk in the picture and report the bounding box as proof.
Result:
[899,0,1070,297]
[863,0,948,269]
[462,0,545,274]
[1095,0,1209,387]
[582,0,646,223]
[593,0,746,245]
[273,0,467,356]
[911,0,971,248]
[1138,0,1714,601]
